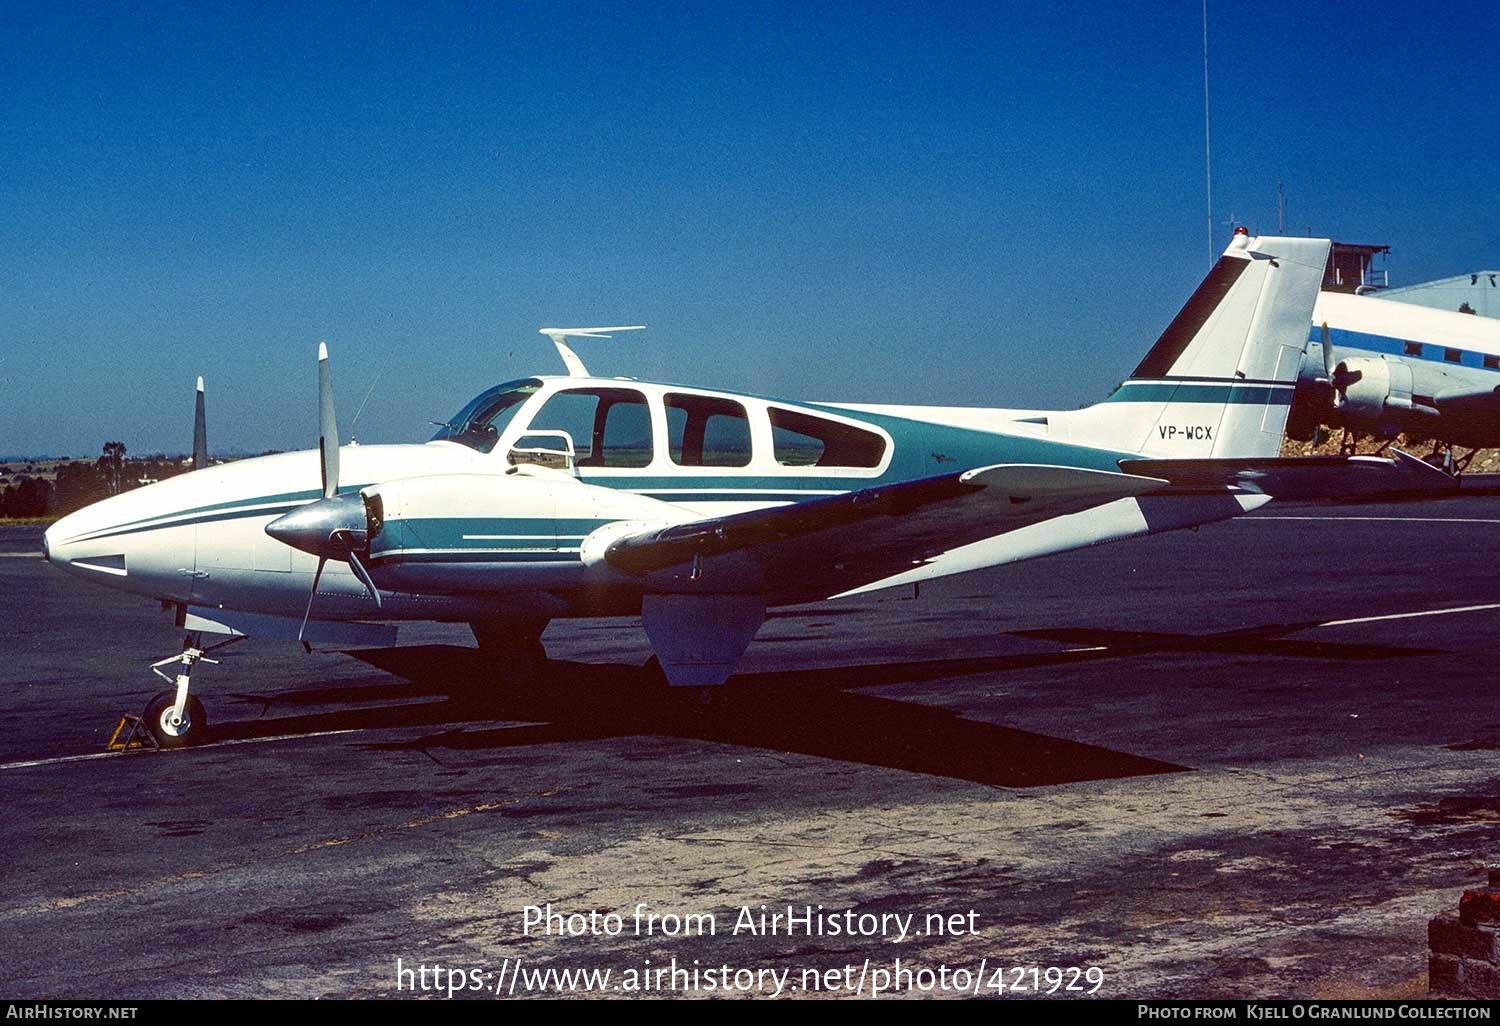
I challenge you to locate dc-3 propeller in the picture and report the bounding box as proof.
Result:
[264,343,382,640]
[1316,321,1363,406]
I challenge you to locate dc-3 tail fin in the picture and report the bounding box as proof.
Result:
[1058,232,1332,459]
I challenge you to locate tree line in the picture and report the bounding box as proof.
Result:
[0,442,197,518]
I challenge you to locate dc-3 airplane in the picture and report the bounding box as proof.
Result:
[44,231,1458,748]
[1290,291,1500,469]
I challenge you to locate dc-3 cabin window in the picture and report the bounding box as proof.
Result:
[665,394,753,467]
[769,408,886,468]
[525,388,654,468]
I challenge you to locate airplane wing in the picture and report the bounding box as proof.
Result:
[1117,449,1458,501]
[604,464,1167,603]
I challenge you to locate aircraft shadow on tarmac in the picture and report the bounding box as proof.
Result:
[210,621,1436,787]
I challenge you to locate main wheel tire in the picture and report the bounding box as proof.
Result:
[143,691,209,749]
[485,639,547,684]
[471,620,549,686]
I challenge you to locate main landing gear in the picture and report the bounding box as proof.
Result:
[138,634,242,748]
[470,618,550,685]
[1338,428,1396,458]
[1423,445,1477,477]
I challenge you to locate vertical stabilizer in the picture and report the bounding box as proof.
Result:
[1060,232,1331,458]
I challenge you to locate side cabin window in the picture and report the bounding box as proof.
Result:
[665,394,752,467]
[526,388,654,468]
[769,408,886,468]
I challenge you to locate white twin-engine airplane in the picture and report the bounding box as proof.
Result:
[45,233,1455,747]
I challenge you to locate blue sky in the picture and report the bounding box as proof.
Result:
[2,1,1495,456]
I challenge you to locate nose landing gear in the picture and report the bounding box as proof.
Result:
[143,639,219,748]
[131,633,243,749]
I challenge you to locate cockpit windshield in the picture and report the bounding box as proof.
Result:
[429,379,543,453]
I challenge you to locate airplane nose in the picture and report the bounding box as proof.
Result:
[42,507,132,578]
[42,513,96,572]
[42,521,68,568]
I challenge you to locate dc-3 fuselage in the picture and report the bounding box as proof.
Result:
[43,234,1460,745]
[1295,290,1500,454]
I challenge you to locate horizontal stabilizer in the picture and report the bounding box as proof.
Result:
[1436,384,1500,417]
[1118,449,1458,501]
[604,464,1165,599]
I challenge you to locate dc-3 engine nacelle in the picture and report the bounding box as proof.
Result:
[1332,355,1426,439]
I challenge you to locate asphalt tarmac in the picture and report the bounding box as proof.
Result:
[3,496,1500,999]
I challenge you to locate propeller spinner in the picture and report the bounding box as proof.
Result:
[1310,320,1365,416]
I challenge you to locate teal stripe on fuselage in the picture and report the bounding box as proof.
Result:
[375,551,584,565]
[1102,382,1295,405]
[632,491,826,503]
[58,484,370,545]
[792,404,1135,480]
[76,503,306,543]
[376,517,614,556]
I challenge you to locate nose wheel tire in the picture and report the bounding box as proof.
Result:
[143,691,209,748]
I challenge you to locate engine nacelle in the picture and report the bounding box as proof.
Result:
[360,469,693,596]
[1332,356,1415,438]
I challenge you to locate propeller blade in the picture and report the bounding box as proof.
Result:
[298,556,327,642]
[192,376,208,471]
[1320,322,1335,382]
[345,547,383,609]
[318,342,340,499]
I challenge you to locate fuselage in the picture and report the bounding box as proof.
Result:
[44,374,1178,625]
